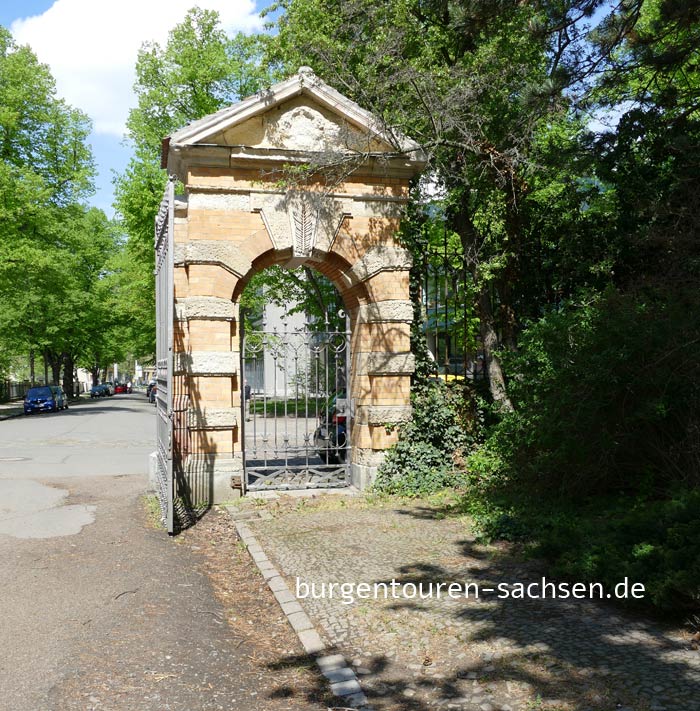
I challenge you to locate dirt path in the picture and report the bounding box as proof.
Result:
[0,474,332,711]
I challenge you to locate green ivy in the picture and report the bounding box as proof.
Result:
[373,381,477,496]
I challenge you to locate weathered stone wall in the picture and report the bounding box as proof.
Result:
[171,169,414,499]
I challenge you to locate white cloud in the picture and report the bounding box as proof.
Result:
[11,0,263,138]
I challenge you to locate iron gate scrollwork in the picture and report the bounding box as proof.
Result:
[242,319,351,490]
[154,177,175,533]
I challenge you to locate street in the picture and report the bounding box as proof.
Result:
[0,395,329,710]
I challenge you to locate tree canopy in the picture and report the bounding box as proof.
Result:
[0,26,120,393]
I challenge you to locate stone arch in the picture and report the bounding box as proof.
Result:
[165,68,426,501]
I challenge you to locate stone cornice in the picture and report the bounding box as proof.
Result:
[357,405,413,426]
[175,297,237,321]
[356,300,414,323]
[188,407,238,430]
[348,246,412,283]
[174,351,238,376]
[169,144,422,183]
[360,352,416,375]
[174,242,253,278]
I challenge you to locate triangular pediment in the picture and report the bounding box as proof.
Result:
[210,95,392,153]
[168,67,422,158]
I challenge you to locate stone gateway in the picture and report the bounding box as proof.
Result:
[160,68,426,503]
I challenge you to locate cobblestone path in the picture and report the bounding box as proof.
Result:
[247,503,700,711]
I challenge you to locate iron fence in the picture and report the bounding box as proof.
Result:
[416,244,486,384]
[0,381,31,402]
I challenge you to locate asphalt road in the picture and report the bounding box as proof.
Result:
[0,394,327,711]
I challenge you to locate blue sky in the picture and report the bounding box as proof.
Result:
[1,0,266,217]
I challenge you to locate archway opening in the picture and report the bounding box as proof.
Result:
[238,262,353,491]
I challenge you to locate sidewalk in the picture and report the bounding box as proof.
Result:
[233,495,700,711]
[0,400,25,419]
[0,474,333,711]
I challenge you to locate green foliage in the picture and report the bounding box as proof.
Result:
[373,382,476,496]
[127,9,273,156]
[465,490,700,613]
[0,27,120,385]
[113,9,277,360]
[467,288,700,500]
[241,265,345,333]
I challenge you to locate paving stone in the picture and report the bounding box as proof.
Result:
[322,666,357,684]
[343,691,369,707]
[226,508,259,521]
[298,628,325,654]
[248,548,268,564]
[273,588,296,605]
[280,600,305,616]
[245,505,700,711]
[330,678,363,696]
[316,654,346,672]
[287,610,314,633]
[267,576,289,593]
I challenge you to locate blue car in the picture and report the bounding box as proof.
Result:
[24,385,68,414]
[90,384,109,398]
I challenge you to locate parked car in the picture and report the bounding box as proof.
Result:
[50,386,69,409]
[149,383,157,404]
[102,381,114,396]
[114,382,128,394]
[90,383,110,398]
[24,385,68,414]
[146,379,156,399]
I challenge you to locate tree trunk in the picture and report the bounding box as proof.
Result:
[451,195,515,412]
[62,353,75,398]
[90,366,99,387]
[478,285,514,413]
[29,350,35,386]
[49,353,61,386]
[43,351,49,385]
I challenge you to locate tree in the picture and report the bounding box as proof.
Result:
[114,8,274,360]
[266,0,582,409]
[0,27,102,389]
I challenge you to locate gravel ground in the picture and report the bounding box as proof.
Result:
[240,495,700,711]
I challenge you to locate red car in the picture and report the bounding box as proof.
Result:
[114,382,128,394]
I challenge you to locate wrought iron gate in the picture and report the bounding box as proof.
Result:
[242,320,351,490]
[154,178,175,533]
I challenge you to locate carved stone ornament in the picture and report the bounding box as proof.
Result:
[251,190,352,257]
[290,196,317,258]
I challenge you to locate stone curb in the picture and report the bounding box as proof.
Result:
[0,410,24,421]
[229,512,372,710]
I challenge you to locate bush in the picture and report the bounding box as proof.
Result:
[372,381,475,496]
[464,488,700,614]
[472,288,700,500]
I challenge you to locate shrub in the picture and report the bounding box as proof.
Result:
[471,288,700,500]
[372,381,475,496]
[464,488,700,614]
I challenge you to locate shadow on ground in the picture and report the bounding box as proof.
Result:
[248,502,699,711]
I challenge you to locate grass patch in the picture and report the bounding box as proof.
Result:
[249,397,324,417]
[142,494,164,530]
